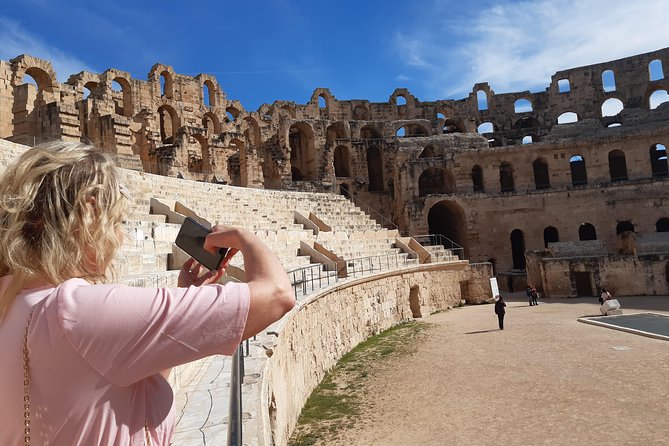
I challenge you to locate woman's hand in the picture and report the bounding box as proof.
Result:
[178,258,225,287]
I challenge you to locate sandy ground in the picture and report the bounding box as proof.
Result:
[331,294,669,446]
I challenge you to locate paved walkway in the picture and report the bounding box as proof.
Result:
[330,294,669,446]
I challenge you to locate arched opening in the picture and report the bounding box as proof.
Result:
[522,135,534,144]
[476,90,488,110]
[608,149,628,181]
[244,117,262,148]
[110,77,132,117]
[650,90,669,109]
[418,167,454,197]
[656,218,669,232]
[157,105,179,144]
[396,95,407,106]
[477,122,494,134]
[558,78,570,93]
[557,112,578,124]
[543,226,559,248]
[471,165,484,192]
[291,166,303,181]
[608,122,622,128]
[418,144,436,158]
[333,145,350,177]
[427,200,468,254]
[513,116,540,129]
[514,98,533,113]
[226,107,240,122]
[396,126,406,137]
[367,146,384,191]
[650,143,668,177]
[289,122,316,181]
[202,112,221,134]
[569,155,587,186]
[326,122,347,143]
[190,134,209,174]
[13,67,55,143]
[409,286,421,318]
[231,139,247,187]
[616,221,634,235]
[510,229,526,270]
[499,162,514,192]
[579,223,597,241]
[601,98,623,117]
[533,158,550,189]
[649,59,664,81]
[360,125,382,140]
[203,80,216,107]
[318,94,327,109]
[397,124,428,137]
[601,69,616,92]
[160,71,173,99]
[443,119,465,134]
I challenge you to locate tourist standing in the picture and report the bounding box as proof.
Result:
[494,295,506,330]
[526,285,534,306]
[531,286,539,306]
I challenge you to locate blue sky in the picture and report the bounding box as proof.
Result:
[1,0,668,111]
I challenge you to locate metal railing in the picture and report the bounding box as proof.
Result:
[227,338,251,446]
[288,251,418,299]
[412,234,465,260]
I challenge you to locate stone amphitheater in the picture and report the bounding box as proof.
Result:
[1,46,669,444]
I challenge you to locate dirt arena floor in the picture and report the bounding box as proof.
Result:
[332,294,669,446]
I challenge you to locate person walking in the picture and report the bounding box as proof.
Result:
[526,285,534,306]
[531,286,539,306]
[494,295,506,330]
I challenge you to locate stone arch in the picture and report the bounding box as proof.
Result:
[616,220,634,235]
[533,158,550,189]
[476,90,488,110]
[601,69,616,92]
[360,125,382,140]
[569,155,587,186]
[514,98,533,113]
[601,98,624,117]
[203,79,216,107]
[157,105,180,144]
[557,112,578,124]
[471,165,484,192]
[231,138,248,187]
[226,107,240,122]
[427,200,469,255]
[160,70,174,99]
[83,81,99,99]
[244,116,262,148]
[510,229,526,270]
[443,119,465,134]
[649,59,664,81]
[499,162,514,192]
[608,149,628,181]
[557,78,571,93]
[395,94,407,106]
[289,122,316,181]
[326,121,348,143]
[367,146,383,191]
[579,223,597,241]
[543,226,559,248]
[11,65,57,144]
[649,89,669,109]
[418,167,454,197]
[191,134,210,174]
[333,145,350,177]
[202,112,221,134]
[280,104,296,118]
[513,116,540,129]
[650,143,668,177]
[477,121,494,134]
[110,76,132,117]
[22,66,55,93]
[656,218,669,232]
[396,123,428,138]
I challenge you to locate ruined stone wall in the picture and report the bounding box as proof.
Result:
[2,48,669,275]
[532,254,669,298]
[260,261,492,446]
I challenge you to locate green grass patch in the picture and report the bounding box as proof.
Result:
[288,321,433,446]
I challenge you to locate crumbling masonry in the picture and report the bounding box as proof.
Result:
[2,48,669,297]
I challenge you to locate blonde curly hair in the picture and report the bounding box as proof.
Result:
[0,141,128,317]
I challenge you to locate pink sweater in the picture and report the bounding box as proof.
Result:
[0,276,250,445]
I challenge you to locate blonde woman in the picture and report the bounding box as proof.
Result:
[0,142,294,445]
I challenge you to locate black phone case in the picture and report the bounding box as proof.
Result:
[174,217,228,271]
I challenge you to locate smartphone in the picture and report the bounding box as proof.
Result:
[174,217,228,271]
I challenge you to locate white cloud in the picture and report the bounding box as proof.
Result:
[396,0,669,99]
[0,16,94,81]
